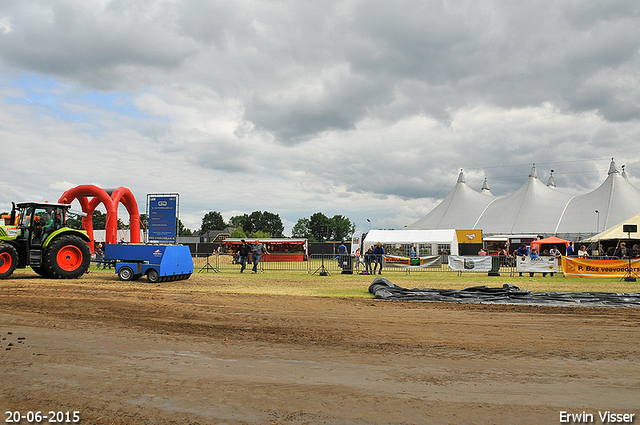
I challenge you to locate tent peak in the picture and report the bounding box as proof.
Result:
[457,169,466,184]
[608,158,619,175]
[528,163,538,179]
[481,177,494,195]
[547,169,556,187]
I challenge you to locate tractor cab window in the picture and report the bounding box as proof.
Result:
[20,207,34,228]
[32,206,58,245]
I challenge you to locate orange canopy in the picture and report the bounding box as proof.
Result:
[530,236,570,255]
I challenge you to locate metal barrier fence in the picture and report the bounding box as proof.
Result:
[191,253,538,275]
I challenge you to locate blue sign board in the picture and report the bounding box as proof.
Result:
[148,195,178,242]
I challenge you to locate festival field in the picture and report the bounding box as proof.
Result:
[1,269,639,424]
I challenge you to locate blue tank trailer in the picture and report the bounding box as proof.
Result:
[104,244,193,282]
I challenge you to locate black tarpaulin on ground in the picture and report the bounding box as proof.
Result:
[368,277,640,307]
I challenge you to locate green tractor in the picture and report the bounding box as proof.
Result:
[0,202,91,279]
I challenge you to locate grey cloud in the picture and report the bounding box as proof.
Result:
[0,2,197,88]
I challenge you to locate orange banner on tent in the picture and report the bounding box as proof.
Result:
[561,257,640,278]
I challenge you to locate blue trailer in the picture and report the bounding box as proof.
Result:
[104,244,193,282]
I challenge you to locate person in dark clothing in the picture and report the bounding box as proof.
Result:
[614,242,629,259]
[237,239,251,273]
[516,244,529,277]
[364,247,374,274]
[566,241,575,257]
[373,242,385,275]
[337,241,347,268]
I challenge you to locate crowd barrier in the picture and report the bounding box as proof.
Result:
[190,253,551,275]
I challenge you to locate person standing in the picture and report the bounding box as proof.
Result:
[373,242,385,275]
[237,239,250,273]
[251,240,268,273]
[566,241,575,257]
[516,244,530,276]
[548,245,562,277]
[614,242,628,259]
[529,248,539,277]
[364,247,374,275]
[337,241,347,269]
[95,242,104,269]
[578,245,589,258]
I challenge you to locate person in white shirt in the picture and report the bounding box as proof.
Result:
[577,245,588,258]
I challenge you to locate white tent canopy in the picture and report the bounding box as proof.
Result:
[408,159,640,240]
[556,160,640,234]
[582,211,640,242]
[473,164,574,234]
[363,229,459,255]
[407,170,494,230]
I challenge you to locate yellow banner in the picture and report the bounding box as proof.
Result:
[456,230,482,244]
[561,257,640,278]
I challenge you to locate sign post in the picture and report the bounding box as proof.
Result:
[147,194,179,244]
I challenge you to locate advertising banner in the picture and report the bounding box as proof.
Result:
[561,257,640,278]
[383,255,441,269]
[516,256,558,273]
[351,230,363,257]
[456,230,482,244]
[148,195,178,243]
[448,255,493,271]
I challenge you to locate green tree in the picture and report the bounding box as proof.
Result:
[309,212,332,241]
[177,219,193,236]
[139,214,149,229]
[292,218,311,239]
[66,215,83,229]
[229,214,252,233]
[248,230,270,239]
[230,211,284,237]
[91,210,125,230]
[257,211,284,237]
[230,227,246,238]
[92,210,106,230]
[200,211,226,233]
[330,214,355,242]
[293,213,355,242]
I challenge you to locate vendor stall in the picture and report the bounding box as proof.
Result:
[223,238,308,261]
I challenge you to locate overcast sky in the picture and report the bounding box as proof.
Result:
[1,0,640,235]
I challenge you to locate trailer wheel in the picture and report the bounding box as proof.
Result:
[147,269,159,283]
[118,266,134,281]
[0,244,18,279]
[44,235,91,279]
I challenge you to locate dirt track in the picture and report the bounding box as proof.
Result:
[1,274,639,425]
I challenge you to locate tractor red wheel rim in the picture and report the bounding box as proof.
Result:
[0,252,12,273]
[57,245,83,271]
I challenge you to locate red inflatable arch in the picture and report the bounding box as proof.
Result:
[58,185,141,250]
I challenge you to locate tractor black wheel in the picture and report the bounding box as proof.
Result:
[44,235,91,279]
[147,269,159,283]
[0,244,18,279]
[118,266,134,281]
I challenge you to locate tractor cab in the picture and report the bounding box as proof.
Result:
[0,201,91,279]
[14,202,70,247]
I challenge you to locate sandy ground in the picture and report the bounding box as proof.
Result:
[1,273,639,425]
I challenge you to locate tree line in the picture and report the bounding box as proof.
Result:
[68,210,356,241]
[200,210,355,242]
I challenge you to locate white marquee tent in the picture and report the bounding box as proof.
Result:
[363,229,459,255]
[407,159,640,240]
[407,171,495,230]
[582,211,640,242]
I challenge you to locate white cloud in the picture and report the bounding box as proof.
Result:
[1,0,640,234]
